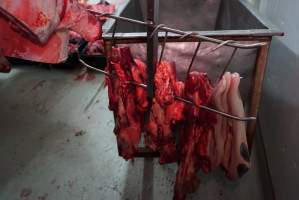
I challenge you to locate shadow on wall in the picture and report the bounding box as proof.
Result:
[259,37,299,200]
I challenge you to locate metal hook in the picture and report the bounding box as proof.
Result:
[112,19,118,47]
[216,47,238,83]
[78,57,148,88]
[202,40,234,56]
[150,24,165,38]
[179,32,197,39]
[158,31,168,64]
[78,57,112,77]
[174,96,256,121]
[185,41,201,80]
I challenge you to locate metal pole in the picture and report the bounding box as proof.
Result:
[247,40,271,151]
[146,0,159,102]
[88,10,269,49]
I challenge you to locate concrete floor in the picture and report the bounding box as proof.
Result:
[0,65,271,200]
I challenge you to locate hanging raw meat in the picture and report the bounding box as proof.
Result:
[220,72,234,173]
[154,61,177,105]
[104,45,251,199]
[211,72,228,169]
[174,71,217,200]
[0,0,101,63]
[226,73,250,180]
[145,61,185,164]
[130,58,148,114]
[106,47,142,160]
[211,72,250,179]
[166,81,185,123]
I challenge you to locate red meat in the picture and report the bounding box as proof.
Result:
[174,71,217,200]
[211,72,250,179]
[131,59,148,114]
[174,124,200,200]
[154,61,177,105]
[145,61,186,164]
[166,81,185,123]
[105,46,250,200]
[0,0,100,63]
[105,47,142,160]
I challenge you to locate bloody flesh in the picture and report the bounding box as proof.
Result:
[105,47,251,200]
[145,61,186,164]
[0,0,101,63]
[106,47,142,160]
[174,72,217,200]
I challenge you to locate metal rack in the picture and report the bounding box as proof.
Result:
[84,1,283,156]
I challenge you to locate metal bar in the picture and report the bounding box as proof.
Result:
[103,31,282,41]
[158,31,168,64]
[78,58,111,76]
[141,0,160,157]
[88,11,269,49]
[186,41,201,77]
[202,40,234,56]
[247,40,271,150]
[146,0,159,102]
[101,0,130,33]
[174,96,256,121]
[111,20,118,47]
[102,32,274,45]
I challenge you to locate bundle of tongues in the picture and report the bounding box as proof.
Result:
[105,46,251,200]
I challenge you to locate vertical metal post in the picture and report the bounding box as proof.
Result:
[146,0,159,102]
[247,39,271,151]
[135,0,160,158]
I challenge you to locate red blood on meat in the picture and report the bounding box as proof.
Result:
[166,81,185,123]
[145,112,159,150]
[145,61,184,164]
[174,71,217,200]
[174,124,200,200]
[166,101,185,123]
[105,47,143,160]
[154,61,177,105]
[131,59,148,113]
